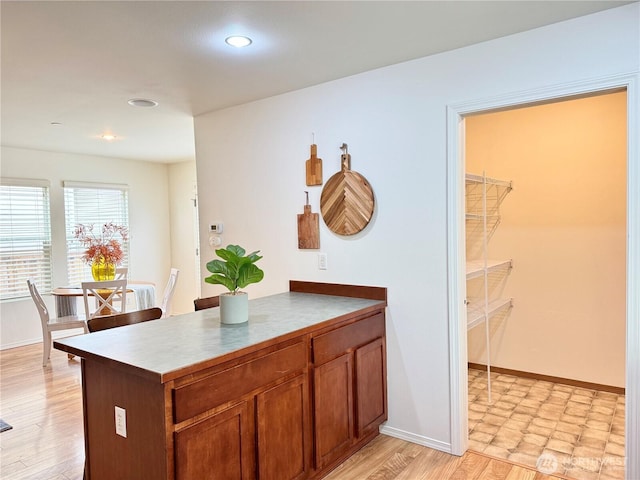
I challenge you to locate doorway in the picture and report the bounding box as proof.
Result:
[446,75,639,480]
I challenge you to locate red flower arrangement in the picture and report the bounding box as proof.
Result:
[74,222,129,265]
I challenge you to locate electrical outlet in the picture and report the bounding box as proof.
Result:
[115,406,127,438]
[318,253,328,270]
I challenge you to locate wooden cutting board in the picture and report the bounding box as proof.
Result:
[305,144,323,186]
[298,193,319,249]
[320,145,374,236]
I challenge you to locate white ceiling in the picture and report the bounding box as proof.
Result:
[1,1,631,164]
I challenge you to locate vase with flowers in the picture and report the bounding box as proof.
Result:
[74,222,129,281]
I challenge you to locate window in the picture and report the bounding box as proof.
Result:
[64,182,129,286]
[0,179,53,300]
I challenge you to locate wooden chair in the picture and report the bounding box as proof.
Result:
[160,268,179,318]
[81,279,128,319]
[87,307,163,333]
[27,279,88,367]
[194,295,220,311]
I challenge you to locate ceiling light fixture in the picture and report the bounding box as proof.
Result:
[128,98,158,108]
[225,35,252,48]
[101,134,116,141]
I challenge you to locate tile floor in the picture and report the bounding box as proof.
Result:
[468,368,626,480]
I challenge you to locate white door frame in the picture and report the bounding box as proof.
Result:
[446,73,639,479]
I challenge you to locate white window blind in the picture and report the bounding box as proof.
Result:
[64,182,129,286]
[0,179,53,300]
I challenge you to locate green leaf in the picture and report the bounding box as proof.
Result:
[225,245,246,258]
[245,251,263,264]
[237,263,265,289]
[204,273,236,292]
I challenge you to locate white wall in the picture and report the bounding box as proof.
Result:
[0,146,173,348]
[194,5,638,450]
[167,161,198,314]
[466,92,627,388]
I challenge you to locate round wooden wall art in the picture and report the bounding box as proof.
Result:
[320,144,375,236]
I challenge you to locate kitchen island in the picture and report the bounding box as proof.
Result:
[54,281,387,480]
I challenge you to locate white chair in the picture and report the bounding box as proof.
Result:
[27,279,88,367]
[160,268,179,318]
[81,279,128,319]
[115,267,128,279]
[113,267,129,309]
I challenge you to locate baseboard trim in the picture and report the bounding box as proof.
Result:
[379,425,454,455]
[0,337,41,351]
[468,362,625,395]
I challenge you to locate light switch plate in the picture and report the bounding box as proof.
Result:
[318,253,328,270]
[115,406,127,438]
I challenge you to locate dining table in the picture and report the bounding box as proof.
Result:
[51,281,156,317]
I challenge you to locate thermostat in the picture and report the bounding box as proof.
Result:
[209,234,222,248]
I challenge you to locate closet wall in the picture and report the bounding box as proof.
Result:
[466,91,627,388]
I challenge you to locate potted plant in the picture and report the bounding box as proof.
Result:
[204,244,264,324]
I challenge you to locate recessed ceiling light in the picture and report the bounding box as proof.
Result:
[128,98,158,107]
[101,134,116,141]
[225,35,252,48]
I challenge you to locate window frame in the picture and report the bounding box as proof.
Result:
[0,178,53,301]
[63,181,130,286]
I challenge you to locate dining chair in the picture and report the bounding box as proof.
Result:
[27,279,88,367]
[112,267,129,309]
[87,307,163,333]
[194,295,220,311]
[81,279,128,319]
[115,267,128,279]
[160,268,180,318]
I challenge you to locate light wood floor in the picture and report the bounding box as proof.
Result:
[1,343,565,480]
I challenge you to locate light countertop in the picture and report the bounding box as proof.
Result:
[54,292,384,382]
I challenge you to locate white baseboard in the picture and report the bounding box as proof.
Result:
[379,425,454,455]
[1,329,85,351]
[0,337,41,350]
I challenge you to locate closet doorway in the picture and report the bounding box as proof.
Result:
[463,90,627,480]
[446,75,638,480]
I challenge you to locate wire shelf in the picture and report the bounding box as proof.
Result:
[465,171,513,404]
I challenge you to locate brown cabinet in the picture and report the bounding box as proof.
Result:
[173,340,309,480]
[311,312,387,472]
[313,353,354,467]
[257,374,311,480]
[54,281,387,480]
[355,338,386,436]
[174,400,255,480]
[174,371,311,480]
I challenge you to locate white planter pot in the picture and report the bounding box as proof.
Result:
[219,292,248,324]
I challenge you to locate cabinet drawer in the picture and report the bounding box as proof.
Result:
[173,341,306,423]
[312,312,384,365]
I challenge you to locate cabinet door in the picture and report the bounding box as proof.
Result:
[355,338,387,437]
[174,401,255,480]
[313,353,354,468]
[257,374,311,480]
